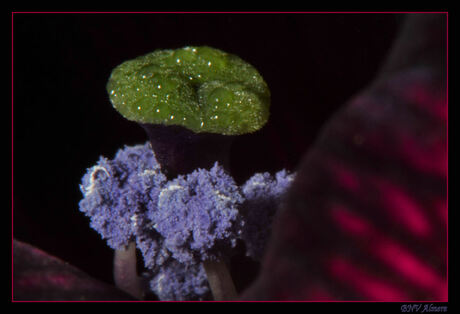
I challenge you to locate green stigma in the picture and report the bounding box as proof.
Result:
[106,46,271,135]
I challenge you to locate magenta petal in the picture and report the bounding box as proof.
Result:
[13,239,136,301]
[241,14,447,301]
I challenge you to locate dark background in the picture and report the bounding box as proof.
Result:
[12,12,403,292]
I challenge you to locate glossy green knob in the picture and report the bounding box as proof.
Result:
[106,46,270,135]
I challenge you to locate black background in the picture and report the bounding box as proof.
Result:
[12,12,403,292]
